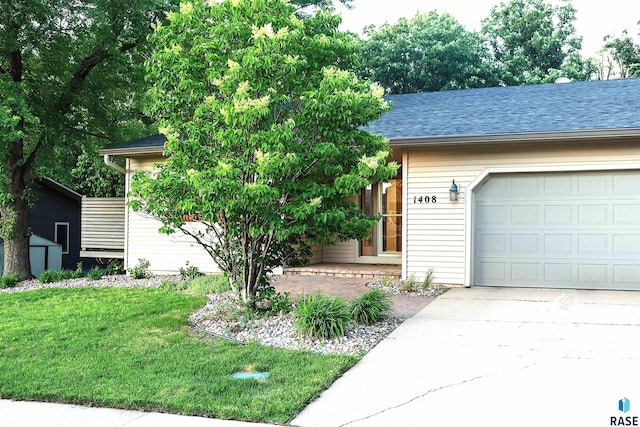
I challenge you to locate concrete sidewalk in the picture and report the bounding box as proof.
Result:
[0,399,276,427]
[291,287,640,427]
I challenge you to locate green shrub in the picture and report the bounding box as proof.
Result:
[253,285,292,316]
[105,259,124,276]
[179,262,202,281]
[293,293,350,339]
[0,274,21,289]
[86,267,104,281]
[186,274,231,295]
[350,289,393,324]
[401,274,418,292]
[39,270,61,283]
[158,279,187,292]
[72,262,84,279]
[422,268,435,289]
[129,258,151,279]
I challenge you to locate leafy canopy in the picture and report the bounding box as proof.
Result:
[481,0,594,85]
[357,11,498,94]
[129,0,396,302]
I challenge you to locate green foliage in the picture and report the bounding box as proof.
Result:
[86,267,104,281]
[349,289,393,324]
[294,293,351,339]
[70,151,125,198]
[105,259,125,276]
[187,275,233,295]
[423,268,435,288]
[38,269,81,283]
[128,258,151,280]
[179,262,202,281]
[358,11,498,94]
[129,0,397,303]
[400,274,418,292]
[600,30,640,79]
[481,0,592,85]
[160,274,231,296]
[253,285,293,316]
[158,279,188,292]
[0,288,357,423]
[1,0,169,276]
[0,274,21,289]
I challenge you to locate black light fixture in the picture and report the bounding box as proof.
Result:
[449,180,459,201]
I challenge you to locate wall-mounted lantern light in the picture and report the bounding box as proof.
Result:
[449,180,459,201]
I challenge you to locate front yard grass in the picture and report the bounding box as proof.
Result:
[0,287,358,424]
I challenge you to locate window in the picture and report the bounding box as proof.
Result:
[55,222,69,254]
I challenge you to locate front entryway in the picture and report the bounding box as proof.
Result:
[473,170,640,290]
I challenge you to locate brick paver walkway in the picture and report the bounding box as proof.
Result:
[273,275,435,319]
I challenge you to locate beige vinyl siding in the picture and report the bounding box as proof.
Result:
[126,156,220,275]
[405,139,640,286]
[323,240,357,263]
[308,245,324,264]
[80,197,125,258]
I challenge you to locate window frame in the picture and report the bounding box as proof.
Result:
[54,222,70,254]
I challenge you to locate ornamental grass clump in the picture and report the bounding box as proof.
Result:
[350,289,393,325]
[293,293,350,339]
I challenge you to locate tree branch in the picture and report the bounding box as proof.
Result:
[9,50,22,82]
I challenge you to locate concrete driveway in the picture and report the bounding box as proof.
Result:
[292,287,640,427]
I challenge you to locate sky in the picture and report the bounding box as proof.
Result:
[335,0,640,58]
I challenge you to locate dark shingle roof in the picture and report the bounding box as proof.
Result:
[103,78,640,154]
[368,78,640,140]
[100,134,167,155]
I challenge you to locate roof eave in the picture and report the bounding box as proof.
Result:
[387,128,640,147]
[98,145,165,156]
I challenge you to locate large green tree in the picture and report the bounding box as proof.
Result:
[0,0,175,278]
[357,11,497,94]
[129,0,396,303]
[481,0,594,85]
[598,29,640,79]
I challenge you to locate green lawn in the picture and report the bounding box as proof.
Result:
[0,287,358,424]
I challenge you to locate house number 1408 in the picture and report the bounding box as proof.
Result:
[414,196,437,203]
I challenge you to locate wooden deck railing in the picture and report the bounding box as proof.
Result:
[80,197,125,259]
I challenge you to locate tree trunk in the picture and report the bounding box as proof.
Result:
[3,134,34,279]
[2,199,32,279]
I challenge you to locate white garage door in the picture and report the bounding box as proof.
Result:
[473,171,640,290]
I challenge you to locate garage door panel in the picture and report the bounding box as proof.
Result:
[512,235,539,253]
[613,205,640,224]
[544,205,573,224]
[474,171,640,290]
[543,264,574,283]
[476,205,507,224]
[511,263,539,282]
[511,205,539,224]
[613,235,640,255]
[613,173,640,194]
[544,234,573,254]
[614,265,640,286]
[578,234,608,254]
[578,205,608,224]
[578,175,608,195]
[544,175,573,195]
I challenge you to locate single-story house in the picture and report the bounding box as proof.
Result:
[30,178,85,270]
[1,178,83,276]
[101,77,640,291]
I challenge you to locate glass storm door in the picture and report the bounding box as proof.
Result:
[360,178,403,257]
[360,184,375,256]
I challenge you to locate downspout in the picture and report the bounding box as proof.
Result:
[103,154,125,174]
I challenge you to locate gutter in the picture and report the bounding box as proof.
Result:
[103,154,126,174]
[387,127,640,147]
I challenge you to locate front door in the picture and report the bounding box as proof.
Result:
[360,178,403,257]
